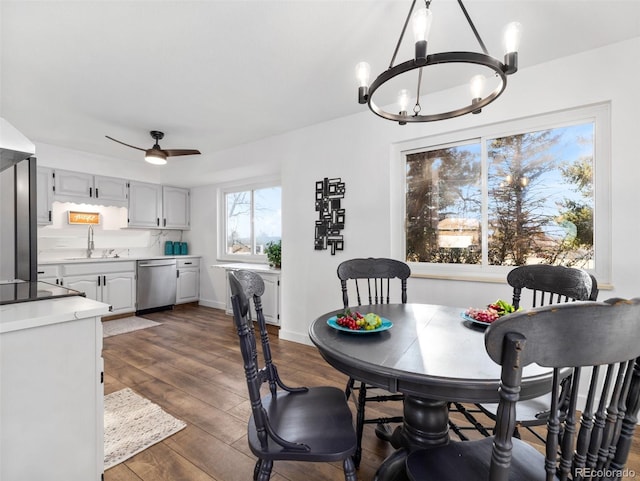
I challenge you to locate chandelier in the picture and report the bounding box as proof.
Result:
[356,0,521,124]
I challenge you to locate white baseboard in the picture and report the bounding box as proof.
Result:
[279,329,313,346]
[198,299,226,310]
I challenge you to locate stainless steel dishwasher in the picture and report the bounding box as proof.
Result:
[136,259,177,313]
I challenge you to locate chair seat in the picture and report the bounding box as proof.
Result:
[248,386,357,462]
[406,437,548,481]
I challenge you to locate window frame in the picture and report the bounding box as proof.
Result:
[217,176,281,263]
[390,103,611,284]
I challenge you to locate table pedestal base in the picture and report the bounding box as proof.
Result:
[374,396,450,481]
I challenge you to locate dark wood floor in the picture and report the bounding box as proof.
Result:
[103,304,640,481]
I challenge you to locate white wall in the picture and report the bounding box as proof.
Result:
[36,38,640,345]
[189,37,640,344]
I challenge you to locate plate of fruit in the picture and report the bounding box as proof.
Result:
[328,309,393,334]
[461,300,519,328]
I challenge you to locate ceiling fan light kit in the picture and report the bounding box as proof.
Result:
[106,130,201,165]
[356,0,521,124]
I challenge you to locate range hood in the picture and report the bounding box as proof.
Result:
[0,118,36,172]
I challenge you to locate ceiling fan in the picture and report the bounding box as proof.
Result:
[105,130,201,165]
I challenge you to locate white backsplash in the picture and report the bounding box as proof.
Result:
[37,201,184,261]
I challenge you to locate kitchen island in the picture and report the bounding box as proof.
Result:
[0,295,110,481]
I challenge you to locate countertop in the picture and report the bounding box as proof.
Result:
[38,255,201,265]
[0,295,111,333]
[214,262,281,273]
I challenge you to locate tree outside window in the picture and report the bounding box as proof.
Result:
[405,122,594,269]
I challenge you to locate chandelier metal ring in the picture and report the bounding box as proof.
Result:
[356,0,521,124]
[367,51,508,123]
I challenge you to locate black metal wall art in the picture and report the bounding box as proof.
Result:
[314,177,345,255]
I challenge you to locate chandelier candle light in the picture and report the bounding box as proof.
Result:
[356,0,521,123]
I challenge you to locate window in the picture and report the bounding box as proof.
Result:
[396,104,610,282]
[221,183,281,261]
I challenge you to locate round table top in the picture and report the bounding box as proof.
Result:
[309,303,555,402]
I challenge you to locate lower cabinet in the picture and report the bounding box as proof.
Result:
[0,297,108,481]
[61,261,136,315]
[225,267,280,325]
[176,258,200,304]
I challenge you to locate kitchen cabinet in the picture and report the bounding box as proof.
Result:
[127,181,162,228]
[128,181,190,230]
[62,261,136,315]
[0,296,109,481]
[162,185,190,229]
[36,166,54,224]
[176,258,199,303]
[37,264,62,285]
[225,266,280,325]
[53,169,128,207]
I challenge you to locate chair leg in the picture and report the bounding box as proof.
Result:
[255,459,273,481]
[353,381,367,468]
[345,377,355,399]
[253,459,262,481]
[343,456,357,481]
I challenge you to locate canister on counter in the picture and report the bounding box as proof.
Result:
[164,241,174,255]
[173,241,182,255]
[180,242,188,255]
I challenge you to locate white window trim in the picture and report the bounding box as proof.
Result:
[390,102,611,284]
[217,175,281,264]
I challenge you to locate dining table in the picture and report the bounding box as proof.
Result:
[308,303,558,481]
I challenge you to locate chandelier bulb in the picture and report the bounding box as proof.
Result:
[355,62,371,87]
[397,89,410,112]
[470,75,486,100]
[412,8,433,43]
[503,22,522,54]
[355,61,371,104]
[412,8,432,61]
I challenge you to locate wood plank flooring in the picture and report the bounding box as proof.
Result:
[103,304,640,481]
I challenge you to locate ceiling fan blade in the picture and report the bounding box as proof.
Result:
[163,149,201,157]
[105,135,146,152]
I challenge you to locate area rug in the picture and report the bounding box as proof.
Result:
[103,316,161,338]
[104,388,187,470]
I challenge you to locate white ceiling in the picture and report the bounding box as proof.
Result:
[2,1,640,171]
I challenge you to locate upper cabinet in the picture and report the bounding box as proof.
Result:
[53,169,128,207]
[128,181,190,230]
[36,167,54,225]
[36,168,189,231]
[162,186,190,230]
[127,181,162,228]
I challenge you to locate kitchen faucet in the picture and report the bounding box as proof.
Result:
[87,225,95,258]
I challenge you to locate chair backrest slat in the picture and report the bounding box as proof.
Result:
[507,264,596,309]
[337,257,410,308]
[485,298,640,480]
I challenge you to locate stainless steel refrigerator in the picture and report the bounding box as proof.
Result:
[0,118,37,283]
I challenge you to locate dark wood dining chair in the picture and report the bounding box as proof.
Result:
[406,298,640,481]
[337,257,411,467]
[450,264,599,441]
[228,270,357,481]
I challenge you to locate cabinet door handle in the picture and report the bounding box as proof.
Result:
[98,275,101,286]
[37,270,45,274]
[156,218,160,226]
[48,210,52,222]
[184,262,192,265]
[103,275,106,285]
[95,188,99,198]
[163,218,167,227]
[177,270,180,278]
[89,187,93,197]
